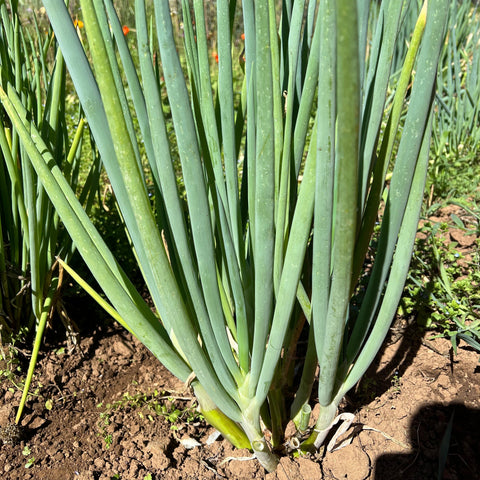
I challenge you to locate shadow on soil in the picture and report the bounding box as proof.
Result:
[351,318,426,406]
[375,402,480,480]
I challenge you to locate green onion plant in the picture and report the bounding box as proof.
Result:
[0,0,100,423]
[1,0,448,471]
[429,0,480,200]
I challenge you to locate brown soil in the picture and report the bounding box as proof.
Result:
[1,203,479,480]
[1,321,479,480]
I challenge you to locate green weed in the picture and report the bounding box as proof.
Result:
[401,204,480,357]
[96,387,203,446]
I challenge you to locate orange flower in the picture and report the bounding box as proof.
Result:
[241,32,245,40]
[122,25,130,35]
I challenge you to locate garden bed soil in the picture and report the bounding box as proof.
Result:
[1,203,479,480]
[1,319,479,480]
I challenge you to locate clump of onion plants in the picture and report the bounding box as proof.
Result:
[0,0,448,471]
[0,0,100,424]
